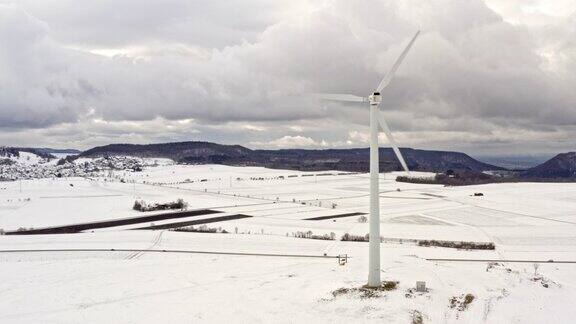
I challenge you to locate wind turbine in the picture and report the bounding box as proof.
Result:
[320,31,419,287]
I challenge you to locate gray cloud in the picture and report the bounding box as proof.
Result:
[0,0,575,156]
[9,0,297,48]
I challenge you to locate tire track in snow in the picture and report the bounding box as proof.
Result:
[125,231,164,260]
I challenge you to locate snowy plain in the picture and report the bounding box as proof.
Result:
[1,162,576,323]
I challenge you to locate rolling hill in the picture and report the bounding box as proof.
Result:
[522,152,576,178]
[76,141,502,173]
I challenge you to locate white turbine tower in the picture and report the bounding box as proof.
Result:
[320,31,419,287]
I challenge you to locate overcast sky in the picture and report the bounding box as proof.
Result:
[0,0,574,156]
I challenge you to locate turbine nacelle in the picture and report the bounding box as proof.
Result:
[368,92,382,106]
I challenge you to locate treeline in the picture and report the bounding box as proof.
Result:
[397,173,576,186]
[396,175,440,185]
[418,240,495,250]
[340,233,495,250]
[397,170,497,186]
[292,231,336,241]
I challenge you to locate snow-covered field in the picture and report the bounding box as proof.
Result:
[1,163,576,323]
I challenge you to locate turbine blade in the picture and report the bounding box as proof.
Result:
[313,93,366,103]
[377,111,410,172]
[376,30,420,92]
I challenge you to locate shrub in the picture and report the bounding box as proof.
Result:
[133,200,146,211]
[331,287,351,298]
[357,215,368,223]
[173,225,228,234]
[341,233,369,242]
[411,310,423,324]
[382,281,398,291]
[464,294,475,306]
[293,230,335,240]
[331,282,399,300]
[331,287,380,299]
[450,293,475,311]
[175,198,188,209]
[133,198,188,212]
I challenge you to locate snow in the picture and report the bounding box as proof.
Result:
[1,163,576,323]
[7,151,46,165]
[1,152,175,180]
